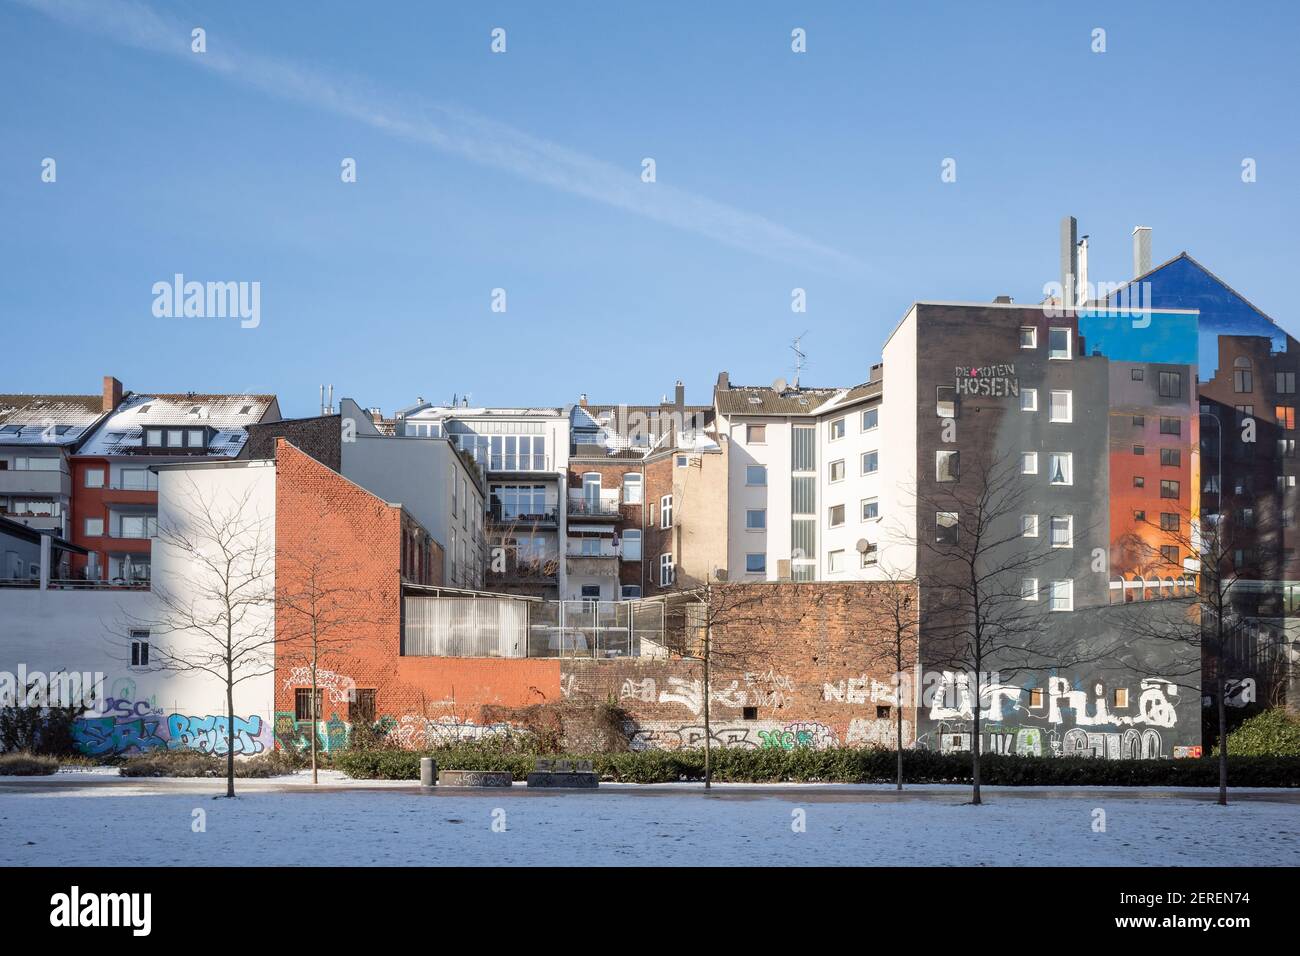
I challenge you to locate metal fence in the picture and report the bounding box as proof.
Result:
[403,595,665,659]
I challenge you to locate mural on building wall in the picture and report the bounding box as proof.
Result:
[72,697,273,757]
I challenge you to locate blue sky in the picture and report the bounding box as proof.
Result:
[2,0,1297,418]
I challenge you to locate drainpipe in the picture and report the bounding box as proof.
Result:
[39,534,51,590]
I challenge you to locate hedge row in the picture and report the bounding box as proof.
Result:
[334,744,1300,787]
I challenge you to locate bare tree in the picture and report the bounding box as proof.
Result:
[276,538,371,783]
[1120,496,1289,806]
[864,564,920,790]
[910,450,1113,805]
[123,474,274,798]
[669,577,822,788]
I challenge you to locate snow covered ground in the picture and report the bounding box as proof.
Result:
[2,774,1296,866]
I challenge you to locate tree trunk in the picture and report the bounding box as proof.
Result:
[971,700,982,806]
[310,625,319,786]
[895,681,904,791]
[1217,652,1229,807]
[225,651,236,799]
[703,623,712,791]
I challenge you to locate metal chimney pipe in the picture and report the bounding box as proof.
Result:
[328,384,334,414]
[1077,236,1089,307]
[1060,216,1078,310]
[319,384,325,416]
[1133,226,1152,278]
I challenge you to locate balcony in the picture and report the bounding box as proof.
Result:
[566,553,619,577]
[487,503,559,527]
[567,491,621,519]
[0,512,63,534]
[0,469,71,497]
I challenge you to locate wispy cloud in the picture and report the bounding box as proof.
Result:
[14,0,862,274]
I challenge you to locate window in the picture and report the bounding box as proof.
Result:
[745,509,766,530]
[119,468,154,491]
[622,473,643,505]
[1160,513,1180,532]
[1020,388,1038,412]
[1133,476,1146,488]
[660,495,672,528]
[1277,371,1296,394]
[84,517,104,537]
[1050,515,1073,548]
[827,550,846,572]
[1131,368,1145,381]
[829,418,845,441]
[746,553,766,574]
[1029,688,1045,708]
[1160,545,1180,565]
[1160,479,1180,499]
[351,689,376,725]
[936,386,956,419]
[746,424,767,444]
[861,451,879,475]
[295,688,322,722]
[1021,452,1038,475]
[1049,580,1074,612]
[1233,356,1253,393]
[1134,509,1145,521]
[746,465,767,486]
[1114,688,1130,709]
[1159,417,1181,436]
[1280,439,1297,459]
[85,468,104,489]
[1133,445,1145,456]
[861,408,879,431]
[936,449,959,482]
[1021,578,1039,601]
[1158,371,1182,398]
[829,459,846,482]
[1049,390,1072,423]
[622,529,642,561]
[742,706,758,721]
[659,553,674,586]
[1019,326,1037,349]
[1048,327,1071,359]
[861,498,879,521]
[860,541,878,567]
[145,429,163,447]
[187,429,205,447]
[1277,405,1296,430]
[621,585,642,599]
[1048,453,1072,485]
[936,512,959,545]
[580,535,602,557]
[1160,448,1181,467]
[676,455,688,468]
[828,504,845,528]
[1021,514,1038,537]
[129,630,149,667]
[1132,414,1145,427]
[166,429,184,448]
[119,515,156,539]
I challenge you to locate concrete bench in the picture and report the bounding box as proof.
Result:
[436,769,513,788]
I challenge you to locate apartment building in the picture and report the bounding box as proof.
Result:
[714,370,887,583]
[0,389,109,539]
[70,380,280,582]
[565,384,721,599]
[396,398,566,597]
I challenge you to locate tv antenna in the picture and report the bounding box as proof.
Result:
[791,332,808,388]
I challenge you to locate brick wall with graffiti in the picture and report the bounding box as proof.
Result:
[562,582,920,751]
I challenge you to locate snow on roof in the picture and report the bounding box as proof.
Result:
[77,393,275,457]
[0,394,105,446]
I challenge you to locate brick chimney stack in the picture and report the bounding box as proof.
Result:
[102,376,123,413]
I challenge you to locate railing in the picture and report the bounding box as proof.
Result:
[567,493,620,517]
[401,596,664,659]
[0,578,150,591]
[487,504,559,525]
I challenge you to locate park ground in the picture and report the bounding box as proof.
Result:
[1,770,1297,866]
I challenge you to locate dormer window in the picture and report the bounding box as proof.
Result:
[137,404,152,414]
[145,428,163,447]
[239,405,253,415]
[188,429,205,448]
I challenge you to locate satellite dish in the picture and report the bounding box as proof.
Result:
[772,377,788,394]
[856,538,872,553]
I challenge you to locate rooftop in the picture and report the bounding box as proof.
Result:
[78,392,277,457]
[0,394,106,447]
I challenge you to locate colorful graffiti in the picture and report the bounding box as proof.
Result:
[72,698,269,756]
[627,720,839,751]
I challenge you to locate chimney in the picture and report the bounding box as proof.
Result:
[1133,226,1152,278]
[102,376,123,413]
[1060,216,1078,310]
[1077,235,1090,306]
[716,371,730,391]
[674,380,685,408]
[993,295,1013,304]
[579,393,588,408]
